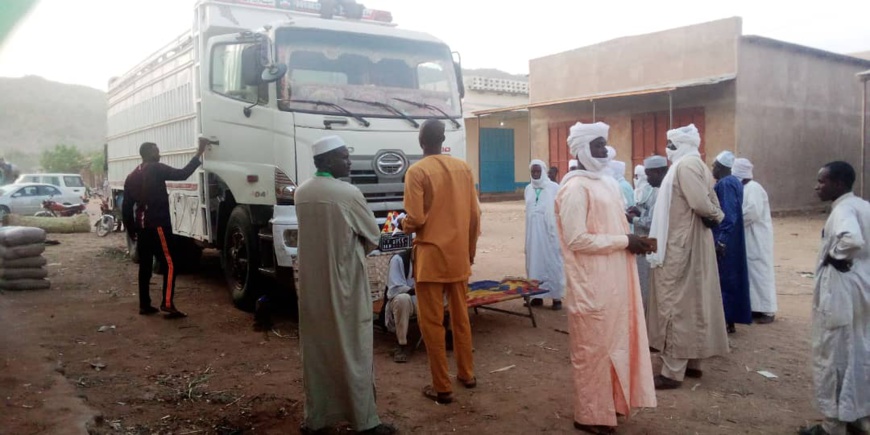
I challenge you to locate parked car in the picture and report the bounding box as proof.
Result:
[0,183,82,218]
[15,173,87,198]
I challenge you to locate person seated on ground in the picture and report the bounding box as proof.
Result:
[385,248,453,363]
[386,249,416,363]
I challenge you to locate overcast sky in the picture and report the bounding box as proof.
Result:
[1,0,868,91]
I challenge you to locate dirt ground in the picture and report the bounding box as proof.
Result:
[0,201,831,434]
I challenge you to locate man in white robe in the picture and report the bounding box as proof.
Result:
[525,159,564,310]
[296,136,396,435]
[609,160,636,209]
[800,161,870,435]
[732,158,777,323]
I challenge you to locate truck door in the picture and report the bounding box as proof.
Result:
[201,36,275,191]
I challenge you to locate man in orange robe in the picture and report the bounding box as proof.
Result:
[401,120,481,404]
[555,121,657,434]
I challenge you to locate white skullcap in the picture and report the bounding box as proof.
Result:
[529,159,547,171]
[666,124,701,149]
[732,158,754,180]
[608,160,626,180]
[567,122,609,159]
[716,150,735,168]
[606,146,617,161]
[569,159,579,169]
[312,135,346,156]
[644,155,668,169]
[634,165,645,177]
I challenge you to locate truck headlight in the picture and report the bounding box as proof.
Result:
[275,168,296,205]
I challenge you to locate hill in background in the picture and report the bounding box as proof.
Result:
[0,76,106,171]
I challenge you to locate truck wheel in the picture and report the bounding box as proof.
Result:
[126,233,140,264]
[222,207,261,311]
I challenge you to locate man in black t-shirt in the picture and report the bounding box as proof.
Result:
[123,138,208,318]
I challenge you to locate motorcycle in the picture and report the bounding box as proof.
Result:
[34,199,86,218]
[94,194,121,237]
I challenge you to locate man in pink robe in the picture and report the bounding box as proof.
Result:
[555,121,657,434]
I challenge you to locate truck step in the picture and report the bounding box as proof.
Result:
[258,267,276,278]
[258,233,273,242]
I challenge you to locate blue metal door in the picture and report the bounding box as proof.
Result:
[480,128,515,193]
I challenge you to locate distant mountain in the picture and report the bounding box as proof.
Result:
[0,76,106,170]
[462,68,528,82]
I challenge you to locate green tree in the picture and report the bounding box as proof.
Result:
[40,144,86,173]
[89,150,106,176]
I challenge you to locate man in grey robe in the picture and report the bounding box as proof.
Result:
[296,135,397,435]
[646,124,729,390]
[800,161,870,435]
[626,155,668,313]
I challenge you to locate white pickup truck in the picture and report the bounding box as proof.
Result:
[106,0,466,309]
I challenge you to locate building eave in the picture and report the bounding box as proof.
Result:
[742,35,870,68]
[471,74,736,116]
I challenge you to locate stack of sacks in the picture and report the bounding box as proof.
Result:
[0,226,50,291]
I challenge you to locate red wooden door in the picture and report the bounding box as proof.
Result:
[548,118,594,174]
[630,108,705,168]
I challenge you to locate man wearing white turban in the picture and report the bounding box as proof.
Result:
[646,124,729,390]
[524,159,564,309]
[556,122,656,433]
[712,151,753,334]
[633,164,649,203]
[732,158,777,324]
[295,136,396,434]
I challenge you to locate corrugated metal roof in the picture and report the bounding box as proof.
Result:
[472,74,736,116]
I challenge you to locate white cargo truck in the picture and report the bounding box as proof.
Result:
[106,0,466,309]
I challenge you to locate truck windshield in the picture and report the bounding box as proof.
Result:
[276,28,461,119]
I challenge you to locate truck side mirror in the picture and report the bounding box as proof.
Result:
[241,45,264,87]
[261,64,287,83]
[452,52,465,99]
[454,62,465,99]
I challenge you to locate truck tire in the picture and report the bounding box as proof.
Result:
[222,207,262,311]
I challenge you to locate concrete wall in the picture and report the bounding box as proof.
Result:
[462,91,528,118]
[529,18,741,104]
[736,38,870,210]
[530,82,737,179]
[465,114,531,189]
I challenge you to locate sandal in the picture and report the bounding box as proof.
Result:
[573,422,616,434]
[459,377,477,389]
[422,385,453,404]
[797,425,829,435]
[685,368,703,378]
[357,423,398,435]
[654,374,682,390]
[393,345,410,363]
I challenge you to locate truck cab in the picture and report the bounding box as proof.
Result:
[107,0,466,310]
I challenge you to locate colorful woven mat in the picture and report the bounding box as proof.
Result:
[467,277,548,307]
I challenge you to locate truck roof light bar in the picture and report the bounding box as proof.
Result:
[226,0,393,23]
